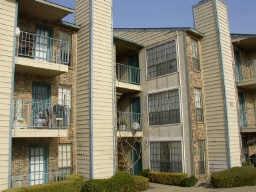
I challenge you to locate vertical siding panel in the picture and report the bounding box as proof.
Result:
[0,0,16,190]
[76,0,91,178]
[92,0,114,178]
[193,0,241,172]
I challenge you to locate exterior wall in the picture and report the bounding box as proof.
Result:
[12,138,59,178]
[185,33,208,178]
[0,0,17,190]
[193,0,241,171]
[76,0,114,179]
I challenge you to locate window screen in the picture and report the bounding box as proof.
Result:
[198,140,206,175]
[148,89,180,125]
[194,88,203,121]
[147,41,177,79]
[150,141,182,172]
[58,144,72,176]
[58,87,71,108]
[191,39,200,71]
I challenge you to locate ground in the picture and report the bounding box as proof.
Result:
[146,183,256,192]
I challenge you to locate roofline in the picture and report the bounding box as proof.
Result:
[231,33,256,37]
[36,0,74,14]
[114,27,204,38]
[114,36,144,48]
[61,21,80,31]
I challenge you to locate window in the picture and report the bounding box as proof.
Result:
[194,88,203,121]
[59,31,71,65]
[150,141,182,172]
[58,144,72,176]
[198,140,206,175]
[148,90,180,125]
[191,39,200,71]
[58,87,71,108]
[147,41,177,79]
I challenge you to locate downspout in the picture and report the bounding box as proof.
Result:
[89,0,94,179]
[213,0,231,168]
[8,0,19,188]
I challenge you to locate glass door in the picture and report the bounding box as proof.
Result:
[35,26,53,61]
[32,83,51,128]
[29,146,48,185]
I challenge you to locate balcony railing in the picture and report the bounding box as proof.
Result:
[116,63,140,85]
[17,31,70,65]
[11,170,71,188]
[117,112,142,131]
[236,60,256,83]
[13,100,70,129]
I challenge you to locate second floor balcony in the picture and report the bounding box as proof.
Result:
[116,63,141,92]
[117,111,143,137]
[236,60,256,87]
[12,99,70,138]
[16,31,70,76]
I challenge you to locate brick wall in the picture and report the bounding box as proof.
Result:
[186,35,208,179]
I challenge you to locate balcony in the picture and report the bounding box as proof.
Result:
[12,100,70,138]
[236,60,256,88]
[15,31,70,76]
[11,171,70,188]
[116,63,141,92]
[117,112,143,137]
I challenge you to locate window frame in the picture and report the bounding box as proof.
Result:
[198,140,207,175]
[150,141,183,173]
[191,38,201,72]
[148,89,181,125]
[146,40,178,80]
[194,87,204,122]
[58,144,72,176]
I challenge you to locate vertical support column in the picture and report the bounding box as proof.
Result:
[0,0,17,190]
[193,0,241,172]
[76,0,114,179]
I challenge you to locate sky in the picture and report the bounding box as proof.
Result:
[50,0,256,34]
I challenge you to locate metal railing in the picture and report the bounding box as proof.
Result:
[239,110,256,129]
[13,99,70,129]
[117,112,142,131]
[116,63,140,85]
[11,170,71,188]
[236,60,256,83]
[17,31,70,65]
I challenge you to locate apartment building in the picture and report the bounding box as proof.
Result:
[0,0,255,190]
[0,0,79,189]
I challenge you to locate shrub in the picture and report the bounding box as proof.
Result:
[82,179,109,192]
[211,167,256,188]
[133,176,149,191]
[4,175,84,192]
[149,172,187,186]
[109,172,135,192]
[82,172,149,192]
[180,176,198,187]
[140,169,150,178]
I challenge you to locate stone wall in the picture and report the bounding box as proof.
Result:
[186,35,208,179]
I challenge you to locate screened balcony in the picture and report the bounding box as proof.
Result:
[116,63,140,85]
[17,31,70,65]
[117,112,142,132]
[236,60,256,86]
[12,100,70,137]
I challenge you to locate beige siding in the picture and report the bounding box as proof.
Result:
[76,0,91,178]
[92,0,114,178]
[193,0,241,171]
[216,0,241,166]
[114,30,178,47]
[76,0,114,179]
[0,0,16,190]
